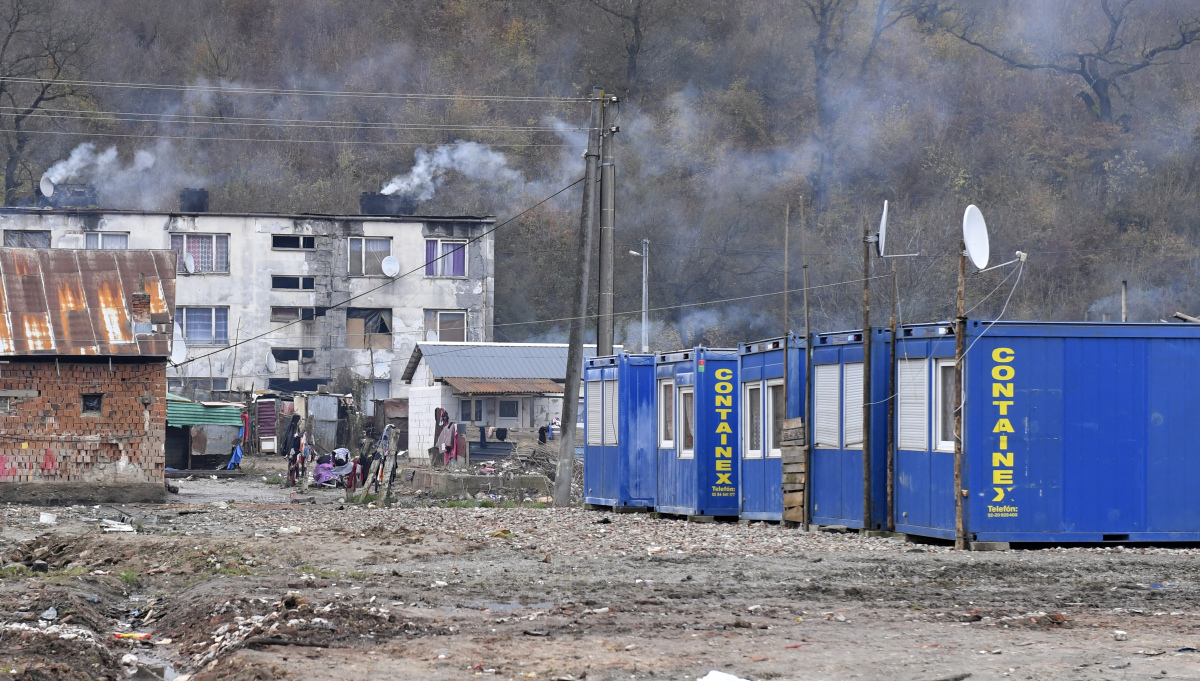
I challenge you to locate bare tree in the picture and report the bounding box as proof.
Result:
[585,0,684,103]
[0,0,94,205]
[946,0,1200,125]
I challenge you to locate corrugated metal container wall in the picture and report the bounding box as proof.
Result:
[655,348,740,517]
[809,328,892,530]
[897,321,1200,543]
[583,353,657,509]
[737,334,805,521]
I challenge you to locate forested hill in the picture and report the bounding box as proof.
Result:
[4,0,1200,346]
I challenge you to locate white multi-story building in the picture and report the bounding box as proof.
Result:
[0,192,495,404]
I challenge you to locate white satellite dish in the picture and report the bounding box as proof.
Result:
[962,205,990,270]
[39,176,54,198]
[381,255,400,278]
[373,361,388,378]
[265,353,278,373]
[877,200,888,257]
[170,326,187,365]
[183,252,196,274]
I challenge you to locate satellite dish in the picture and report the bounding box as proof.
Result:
[183,253,196,274]
[381,256,400,278]
[265,353,278,373]
[373,361,388,378]
[39,176,54,198]
[170,326,187,365]
[877,200,888,257]
[962,205,990,270]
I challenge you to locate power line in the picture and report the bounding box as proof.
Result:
[0,127,574,148]
[0,77,591,103]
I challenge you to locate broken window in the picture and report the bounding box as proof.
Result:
[271,348,315,362]
[170,233,229,273]
[423,239,466,277]
[425,310,466,342]
[174,307,229,345]
[346,308,392,350]
[0,397,9,413]
[85,233,128,249]
[272,276,315,290]
[3,230,50,248]
[349,237,391,276]
[82,393,103,415]
[273,235,315,249]
[270,307,316,322]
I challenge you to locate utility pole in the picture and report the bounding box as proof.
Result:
[887,262,897,532]
[954,236,966,550]
[597,95,618,356]
[783,204,790,336]
[640,238,649,352]
[861,216,873,532]
[1121,280,1128,322]
[554,86,603,506]
[801,202,812,532]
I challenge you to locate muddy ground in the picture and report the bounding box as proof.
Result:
[4,456,1200,681]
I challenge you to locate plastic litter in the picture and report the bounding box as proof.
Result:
[698,672,750,681]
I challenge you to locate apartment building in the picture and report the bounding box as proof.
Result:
[0,191,495,402]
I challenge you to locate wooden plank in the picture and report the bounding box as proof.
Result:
[782,462,805,474]
[782,506,806,523]
[783,472,806,485]
[780,444,806,460]
[782,417,805,430]
[782,486,805,494]
[783,491,805,507]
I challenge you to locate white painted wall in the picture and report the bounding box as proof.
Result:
[408,383,457,463]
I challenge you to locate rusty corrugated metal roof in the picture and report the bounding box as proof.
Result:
[443,377,564,395]
[0,248,176,357]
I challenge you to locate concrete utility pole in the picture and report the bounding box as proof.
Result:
[1121,280,1128,322]
[861,216,873,532]
[629,238,648,352]
[597,95,618,356]
[554,86,603,506]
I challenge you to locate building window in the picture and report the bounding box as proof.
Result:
[678,387,695,459]
[349,237,391,276]
[3,230,50,248]
[273,235,315,250]
[170,233,229,273]
[585,381,602,445]
[346,308,392,350]
[0,396,10,413]
[424,239,466,277]
[175,307,229,345]
[370,380,390,401]
[85,233,128,249]
[743,382,762,460]
[270,307,316,322]
[602,380,618,445]
[499,400,519,419]
[933,358,958,452]
[272,276,315,290]
[766,379,785,457]
[81,393,103,415]
[658,380,675,448]
[427,310,466,342]
[843,362,864,449]
[460,399,473,423]
[813,364,840,449]
[271,348,315,362]
[897,359,929,451]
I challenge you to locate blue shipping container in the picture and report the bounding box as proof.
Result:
[810,328,892,530]
[655,347,741,517]
[895,321,1200,543]
[737,334,805,521]
[582,353,657,509]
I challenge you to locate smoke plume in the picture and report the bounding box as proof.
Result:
[41,141,207,210]
[381,141,522,200]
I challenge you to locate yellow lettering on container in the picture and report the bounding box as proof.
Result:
[715,381,732,394]
[993,469,1013,485]
[714,368,733,380]
[993,383,1013,398]
[716,460,731,471]
[716,446,732,458]
[716,473,732,484]
[992,452,1013,467]
[992,419,1014,433]
[992,365,1015,381]
[992,348,1015,362]
[992,400,1013,415]
[716,422,732,434]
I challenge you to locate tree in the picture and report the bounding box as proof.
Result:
[0,0,95,205]
[946,0,1200,125]
[583,0,685,104]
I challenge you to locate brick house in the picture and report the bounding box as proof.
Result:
[0,248,176,504]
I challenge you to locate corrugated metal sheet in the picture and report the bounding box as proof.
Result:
[401,343,619,381]
[0,248,176,356]
[167,395,244,427]
[443,377,563,394]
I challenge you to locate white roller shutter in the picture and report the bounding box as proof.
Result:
[603,379,619,445]
[813,364,840,449]
[897,359,929,451]
[843,363,864,448]
[586,381,603,445]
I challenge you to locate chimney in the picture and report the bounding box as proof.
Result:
[46,183,98,209]
[131,273,151,323]
[180,188,209,212]
[359,192,418,216]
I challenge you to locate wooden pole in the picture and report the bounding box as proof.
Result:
[954,240,967,550]
[887,262,897,531]
[801,202,813,532]
[861,216,872,531]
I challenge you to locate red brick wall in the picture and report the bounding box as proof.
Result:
[0,361,166,485]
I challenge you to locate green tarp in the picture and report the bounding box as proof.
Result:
[166,395,244,427]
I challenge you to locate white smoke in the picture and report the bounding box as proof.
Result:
[40,141,207,210]
[381,141,522,200]
[43,143,155,187]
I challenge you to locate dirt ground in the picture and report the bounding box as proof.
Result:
[4,455,1200,681]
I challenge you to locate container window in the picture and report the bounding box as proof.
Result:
[897,359,929,451]
[499,400,518,419]
[933,358,958,452]
[744,383,762,459]
[843,363,864,449]
[659,380,675,448]
[813,364,840,448]
[603,379,619,445]
[586,380,603,445]
[767,380,785,457]
[679,387,695,459]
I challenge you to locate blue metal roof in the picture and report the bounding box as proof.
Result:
[401,342,619,381]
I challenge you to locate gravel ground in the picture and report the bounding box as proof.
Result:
[3,459,1200,680]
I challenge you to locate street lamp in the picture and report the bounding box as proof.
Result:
[628,238,649,352]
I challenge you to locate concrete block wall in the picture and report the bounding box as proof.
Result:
[0,361,167,485]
